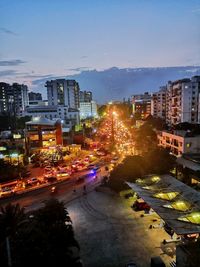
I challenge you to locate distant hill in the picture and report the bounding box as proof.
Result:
[33,66,200,103]
[67,66,200,103]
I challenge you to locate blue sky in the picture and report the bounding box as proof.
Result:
[0,0,200,94]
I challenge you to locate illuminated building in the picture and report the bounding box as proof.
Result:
[25,105,80,127]
[132,92,151,118]
[0,82,28,117]
[151,86,167,119]
[25,117,63,154]
[46,79,80,109]
[157,130,200,156]
[152,76,200,125]
[79,101,98,119]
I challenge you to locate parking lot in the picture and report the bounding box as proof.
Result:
[67,189,176,267]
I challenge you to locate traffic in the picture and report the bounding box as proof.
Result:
[0,151,112,199]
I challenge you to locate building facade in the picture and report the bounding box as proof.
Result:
[132,92,151,119]
[80,91,92,102]
[46,79,80,109]
[0,82,28,117]
[151,76,200,125]
[79,100,98,120]
[25,105,80,127]
[28,92,42,101]
[25,117,63,153]
[157,130,200,156]
[151,86,167,119]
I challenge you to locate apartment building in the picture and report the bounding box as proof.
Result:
[46,79,80,109]
[151,76,200,125]
[157,130,200,156]
[0,82,28,117]
[132,92,151,118]
[151,86,167,119]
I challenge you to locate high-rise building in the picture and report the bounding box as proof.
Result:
[80,100,98,120]
[46,79,80,109]
[0,82,28,117]
[151,76,200,125]
[28,92,42,101]
[151,86,167,119]
[132,92,151,118]
[80,91,92,102]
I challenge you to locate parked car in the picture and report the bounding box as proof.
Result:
[27,177,40,186]
[0,187,14,197]
[132,199,150,211]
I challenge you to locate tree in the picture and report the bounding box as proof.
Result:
[107,156,147,192]
[144,147,176,174]
[0,200,81,267]
[97,105,107,117]
[144,115,167,130]
[134,123,157,154]
[0,160,27,183]
[0,203,25,240]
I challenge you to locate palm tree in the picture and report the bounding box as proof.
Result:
[0,203,26,267]
[0,203,26,240]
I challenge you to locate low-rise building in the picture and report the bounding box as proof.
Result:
[25,105,80,128]
[25,117,63,154]
[157,130,200,156]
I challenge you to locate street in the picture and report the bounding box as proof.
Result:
[67,190,175,267]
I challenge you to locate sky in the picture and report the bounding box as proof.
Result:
[0,0,200,96]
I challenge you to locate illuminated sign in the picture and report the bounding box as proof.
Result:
[13,134,22,139]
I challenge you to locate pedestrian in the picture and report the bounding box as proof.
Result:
[73,188,76,193]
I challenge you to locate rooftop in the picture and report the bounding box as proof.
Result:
[26,117,61,126]
[127,174,200,235]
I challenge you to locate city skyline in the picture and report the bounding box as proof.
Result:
[1,0,200,100]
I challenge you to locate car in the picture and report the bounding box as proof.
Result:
[27,177,40,186]
[0,187,14,197]
[56,172,70,179]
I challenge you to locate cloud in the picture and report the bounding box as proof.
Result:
[0,70,18,77]
[0,59,26,66]
[81,55,88,59]
[0,27,17,36]
[67,67,89,72]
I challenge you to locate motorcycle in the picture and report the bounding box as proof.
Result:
[51,186,57,194]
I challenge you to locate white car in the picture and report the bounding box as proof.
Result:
[0,187,14,197]
[27,177,40,185]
